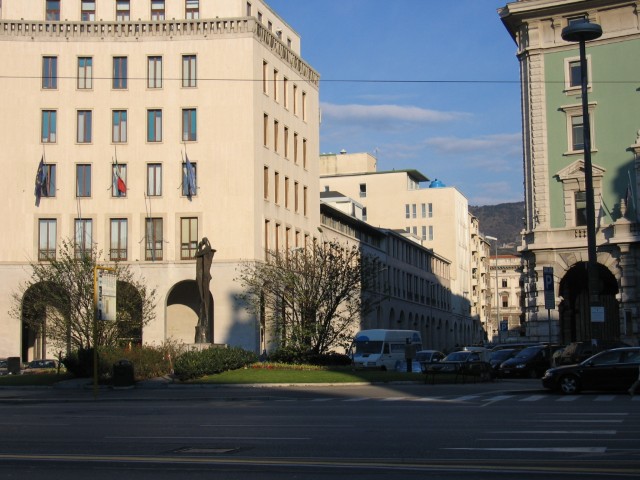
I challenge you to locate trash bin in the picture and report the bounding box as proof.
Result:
[112,359,135,388]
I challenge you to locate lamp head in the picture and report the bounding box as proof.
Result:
[561,21,602,43]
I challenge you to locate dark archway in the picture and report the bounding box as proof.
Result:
[21,281,68,361]
[166,280,214,343]
[558,262,619,343]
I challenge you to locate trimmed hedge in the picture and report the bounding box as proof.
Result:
[173,346,258,381]
[268,348,352,366]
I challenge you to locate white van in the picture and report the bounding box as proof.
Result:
[351,329,423,370]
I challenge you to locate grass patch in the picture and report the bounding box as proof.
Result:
[188,365,426,384]
[0,373,74,386]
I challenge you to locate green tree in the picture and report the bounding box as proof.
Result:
[236,241,382,355]
[11,238,157,353]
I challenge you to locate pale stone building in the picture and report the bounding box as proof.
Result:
[0,0,320,359]
[320,151,489,345]
[500,0,640,345]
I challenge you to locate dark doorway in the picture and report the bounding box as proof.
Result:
[558,262,619,343]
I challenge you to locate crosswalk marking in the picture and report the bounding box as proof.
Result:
[520,395,546,402]
[557,395,580,402]
[594,395,616,402]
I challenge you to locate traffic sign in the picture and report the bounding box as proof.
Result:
[543,267,555,310]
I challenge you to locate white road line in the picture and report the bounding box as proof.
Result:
[381,397,407,402]
[452,395,480,401]
[311,398,334,402]
[412,397,444,402]
[490,430,617,435]
[443,447,607,453]
[520,395,546,402]
[480,395,515,407]
[557,396,580,401]
[594,395,616,401]
[543,419,623,423]
[344,397,370,402]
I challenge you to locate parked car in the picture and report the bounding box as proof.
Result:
[22,359,58,374]
[416,350,445,371]
[424,350,490,379]
[498,345,562,379]
[542,347,640,394]
[556,341,629,366]
[0,359,7,376]
[489,348,518,377]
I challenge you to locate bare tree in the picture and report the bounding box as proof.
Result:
[10,238,157,353]
[236,240,382,355]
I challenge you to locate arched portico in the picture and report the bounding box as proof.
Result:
[166,280,214,344]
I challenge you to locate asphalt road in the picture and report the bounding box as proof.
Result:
[0,380,638,479]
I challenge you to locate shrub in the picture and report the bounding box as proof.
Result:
[268,348,351,366]
[174,346,258,381]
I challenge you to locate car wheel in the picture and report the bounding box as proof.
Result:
[558,375,580,394]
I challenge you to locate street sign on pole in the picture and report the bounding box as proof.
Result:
[97,268,117,321]
[543,267,555,310]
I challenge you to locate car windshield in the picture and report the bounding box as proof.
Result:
[444,351,470,362]
[514,346,542,360]
[490,350,514,362]
[353,340,383,355]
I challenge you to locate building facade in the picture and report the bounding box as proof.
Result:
[0,0,321,359]
[500,0,640,345]
[320,151,489,344]
[487,254,526,344]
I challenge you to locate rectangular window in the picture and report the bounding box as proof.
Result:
[147,109,162,142]
[293,84,298,115]
[264,219,270,254]
[273,69,278,102]
[571,114,584,151]
[182,161,197,197]
[42,56,57,89]
[185,0,199,19]
[284,127,289,159]
[293,132,299,164]
[147,56,163,88]
[145,218,163,261]
[38,219,57,261]
[274,171,280,204]
[113,57,127,89]
[181,217,198,259]
[303,138,307,169]
[151,0,165,21]
[76,164,92,197]
[283,77,289,108]
[182,55,197,87]
[263,113,269,147]
[412,204,417,218]
[421,203,426,218]
[116,0,130,21]
[428,203,433,217]
[303,186,308,216]
[262,61,268,94]
[74,219,93,259]
[501,279,508,288]
[42,164,56,197]
[273,120,280,152]
[263,166,269,200]
[575,191,587,226]
[568,60,581,89]
[77,110,92,143]
[112,110,128,143]
[110,219,128,261]
[41,110,57,143]
[405,204,410,219]
[302,91,307,121]
[147,163,162,196]
[428,226,434,241]
[112,163,127,197]
[46,1,60,21]
[246,2,252,16]
[421,226,427,241]
[284,176,290,208]
[77,57,93,89]
[182,108,197,141]
[81,1,96,21]
[501,294,509,309]
[294,181,299,212]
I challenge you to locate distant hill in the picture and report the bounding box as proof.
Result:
[469,202,525,253]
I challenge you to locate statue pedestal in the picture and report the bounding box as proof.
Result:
[194,325,208,344]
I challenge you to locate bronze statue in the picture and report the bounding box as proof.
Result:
[195,237,216,343]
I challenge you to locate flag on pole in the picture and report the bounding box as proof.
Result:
[185,153,196,200]
[34,156,47,206]
[113,158,126,195]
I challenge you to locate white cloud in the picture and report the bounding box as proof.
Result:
[321,102,469,124]
[424,133,521,155]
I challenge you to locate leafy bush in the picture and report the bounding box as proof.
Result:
[174,346,258,381]
[268,348,351,366]
[62,341,185,381]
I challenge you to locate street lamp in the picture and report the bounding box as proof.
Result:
[486,235,499,343]
[561,20,603,325]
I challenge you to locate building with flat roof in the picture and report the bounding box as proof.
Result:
[0,0,320,359]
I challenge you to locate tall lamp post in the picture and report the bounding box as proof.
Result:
[561,20,603,330]
[486,235,499,343]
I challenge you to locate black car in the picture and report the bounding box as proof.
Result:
[489,348,518,377]
[498,345,560,379]
[556,340,629,366]
[542,347,640,394]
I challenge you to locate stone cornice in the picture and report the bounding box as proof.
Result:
[0,17,320,88]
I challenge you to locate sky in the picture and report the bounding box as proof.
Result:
[266,0,524,206]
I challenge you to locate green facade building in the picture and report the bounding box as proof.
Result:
[500,0,640,345]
